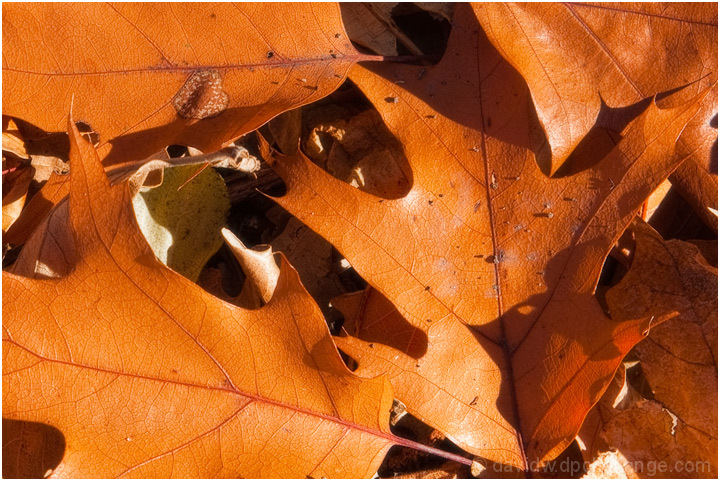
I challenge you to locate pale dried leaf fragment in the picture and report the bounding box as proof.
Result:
[583,450,640,479]
[132,164,230,282]
[222,228,280,308]
[172,69,229,120]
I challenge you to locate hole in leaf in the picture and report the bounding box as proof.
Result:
[74,120,100,146]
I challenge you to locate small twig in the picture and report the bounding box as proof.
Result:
[107,145,258,185]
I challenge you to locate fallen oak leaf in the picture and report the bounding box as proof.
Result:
[475,3,717,175]
[2,3,379,166]
[2,117,472,478]
[263,4,708,471]
[222,228,279,309]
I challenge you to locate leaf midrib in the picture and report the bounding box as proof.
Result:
[3,54,370,77]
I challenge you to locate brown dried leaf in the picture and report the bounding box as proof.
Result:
[476,3,717,174]
[264,4,708,470]
[3,116,400,478]
[3,3,373,165]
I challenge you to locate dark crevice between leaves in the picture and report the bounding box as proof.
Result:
[379,411,471,478]
[206,131,370,326]
[340,2,452,65]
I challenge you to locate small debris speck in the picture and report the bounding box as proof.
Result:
[266,51,274,59]
[385,96,399,103]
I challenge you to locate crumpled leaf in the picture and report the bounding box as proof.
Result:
[600,219,718,477]
[576,364,643,464]
[132,163,230,282]
[2,165,33,233]
[3,172,69,247]
[2,117,402,478]
[303,107,411,198]
[263,4,707,471]
[602,400,715,478]
[475,3,717,174]
[2,3,375,165]
[583,450,640,479]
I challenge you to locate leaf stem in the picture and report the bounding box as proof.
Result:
[392,434,473,467]
[378,54,440,63]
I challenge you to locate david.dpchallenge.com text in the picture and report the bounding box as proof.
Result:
[488,458,714,477]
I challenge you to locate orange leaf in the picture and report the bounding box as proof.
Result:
[475,3,717,174]
[2,118,405,478]
[2,3,374,165]
[264,4,707,472]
